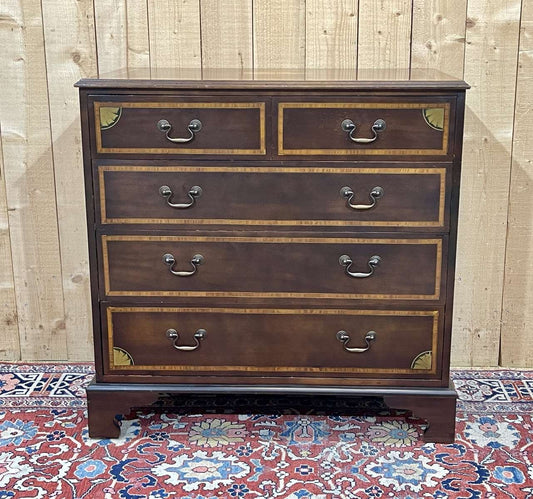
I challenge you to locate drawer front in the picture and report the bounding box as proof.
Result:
[278,101,452,156]
[93,100,266,155]
[98,165,447,229]
[104,306,440,378]
[101,235,444,300]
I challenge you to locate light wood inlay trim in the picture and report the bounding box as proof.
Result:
[102,236,111,298]
[108,306,439,315]
[278,102,450,155]
[107,307,439,374]
[98,165,446,227]
[103,234,442,244]
[98,165,447,174]
[105,291,440,300]
[101,235,442,300]
[94,101,266,155]
[105,219,444,227]
[434,239,442,298]
[99,168,106,223]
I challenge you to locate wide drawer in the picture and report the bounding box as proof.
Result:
[104,306,441,378]
[92,99,266,155]
[97,165,448,229]
[277,100,452,156]
[100,235,445,301]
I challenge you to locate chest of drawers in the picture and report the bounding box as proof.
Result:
[76,69,468,443]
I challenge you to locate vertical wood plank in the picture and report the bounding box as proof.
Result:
[148,0,201,70]
[501,0,533,367]
[0,0,67,360]
[253,0,306,69]
[42,0,97,361]
[452,0,522,366]
[94,0,126,74]
[357,0,413,73]
[125,0,150,69]
[200,0,252,70]
[0,124,20,361]
[411,0,467,78]
[306,0,358,69]
[94,0,150,75]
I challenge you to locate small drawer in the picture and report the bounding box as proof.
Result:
[97,165,448,230]
[92,98,266,155]
[104,306,441,378]
[100,235,445,301]
[277,100,452,156]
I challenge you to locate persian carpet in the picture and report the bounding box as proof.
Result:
[0,364,532,498]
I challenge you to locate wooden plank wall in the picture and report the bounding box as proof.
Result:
[501,0,533,367]
[0,0,530,366]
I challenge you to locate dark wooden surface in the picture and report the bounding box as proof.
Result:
[77,74,466,440]
[89,93,457,160]
[86,379,458,442]
[440,90,467,384]
[96,100,264,152]
[384,391,457,443]
[98,164,447,228]
[75,67,470,91]
[102,235,445,300]
[95,365,447,387]
[279,103,448,153]
[105,306,437,374]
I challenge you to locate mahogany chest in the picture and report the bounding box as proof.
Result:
[76,69,468,442]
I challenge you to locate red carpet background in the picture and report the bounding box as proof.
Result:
[0,363,532,498]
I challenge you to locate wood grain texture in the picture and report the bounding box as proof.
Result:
[452,0,521,366]
[277,101,450,156]
[501,0,533,367]
[148,0,201,70]
[105,307,438,374]
[94,0,150,75]
[306,0,358,69]
[357,0,413,74]
[93,100,266,155]
[200,0,252,69]
[94,0,125,74]
[0,123,20,360]
[41,0,97,361]
[253,0,306,69]
[411,0,467,78]
[101,235,443,301]
[126,0,151,70]
[98,165,447,228]
[0,0,66,360]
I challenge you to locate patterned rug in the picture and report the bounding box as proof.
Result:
[0,364,532,498]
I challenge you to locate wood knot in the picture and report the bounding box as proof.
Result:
[54,319,66,330]
[466,17,476,28]
[4,313,17,327]
[71,273,84,283]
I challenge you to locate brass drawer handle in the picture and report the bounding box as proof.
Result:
[340,185,384,210]
[157,118,202,143]
[341,118,386,144]
[336,330,376,353]
[163,253,204,276]
[166,328,206,351]
[339,254,381,278]
[159,185,202,209]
